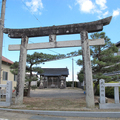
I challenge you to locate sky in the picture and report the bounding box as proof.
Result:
[1,0,120,81]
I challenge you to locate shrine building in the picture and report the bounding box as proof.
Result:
[38,68,69,89]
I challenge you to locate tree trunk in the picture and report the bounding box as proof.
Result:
[27,81,31,97]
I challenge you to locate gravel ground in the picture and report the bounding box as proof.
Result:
[30,88,85,98]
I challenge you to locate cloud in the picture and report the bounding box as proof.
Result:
[95,0,107,10]
[76,0,95,13]
[97,11,108,19]
[25,0,43,14]
[103,11,109,17]
[68,5,72,10]
[113,8,120,17]
[76,0,110,19]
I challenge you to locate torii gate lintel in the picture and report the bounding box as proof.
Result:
[3,16,112,38]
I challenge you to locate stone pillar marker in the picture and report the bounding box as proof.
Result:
[15,36,28,105]
[81,31,95,108]
[6,81,12,104]
[99,79,105,104]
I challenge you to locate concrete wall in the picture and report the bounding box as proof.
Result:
[1,63,16,89]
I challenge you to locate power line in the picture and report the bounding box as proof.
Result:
[21,0,43,26]
[29,40,79,62]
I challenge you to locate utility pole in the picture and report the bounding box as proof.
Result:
[0,0,6,84]
[72,58,74,88]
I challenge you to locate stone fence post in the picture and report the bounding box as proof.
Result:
[6,81,12,104]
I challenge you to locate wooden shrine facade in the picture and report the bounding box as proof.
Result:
[38,68,69,89]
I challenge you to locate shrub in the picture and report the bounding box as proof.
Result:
[66,81,79,87]
[31,85,37,90]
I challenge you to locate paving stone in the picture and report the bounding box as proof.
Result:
[30,115,66,120]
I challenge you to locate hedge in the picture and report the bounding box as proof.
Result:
[66,81,79,87]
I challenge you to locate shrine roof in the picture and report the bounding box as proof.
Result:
[39,68,69,77]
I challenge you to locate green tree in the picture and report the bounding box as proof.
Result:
[77,32,120,94]
[77,68,84,83]
[10,52,45,97]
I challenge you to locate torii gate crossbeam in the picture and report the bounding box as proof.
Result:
[3,16,112,38]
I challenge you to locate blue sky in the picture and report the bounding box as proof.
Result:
[1,0,120,81]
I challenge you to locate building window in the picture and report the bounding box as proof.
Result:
[3,71,8,80]
[14,75,17,81]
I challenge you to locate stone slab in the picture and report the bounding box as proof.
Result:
[105,83,120,87]
[8,39,105,51]
[1,108,120,118]
[30,116,66,120]
[99,103,120,109]
[3,16,112,38]
[0,102,10,107]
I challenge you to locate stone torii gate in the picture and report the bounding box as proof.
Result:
[3,16,112,108]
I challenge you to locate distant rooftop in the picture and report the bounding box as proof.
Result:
[39,68,69,77]
[104,71,120,76]
[115,41,120,47]
[2,56,13,64]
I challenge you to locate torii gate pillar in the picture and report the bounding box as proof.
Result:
[15,36,28,104]
[81,31,94,108]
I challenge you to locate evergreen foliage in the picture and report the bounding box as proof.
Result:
[77,32,120,94]
[77,68,84,82]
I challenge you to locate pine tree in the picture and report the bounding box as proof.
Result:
[77,32,120,94]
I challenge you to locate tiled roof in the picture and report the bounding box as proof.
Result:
[2,56,13,64]
[39,68,69,76]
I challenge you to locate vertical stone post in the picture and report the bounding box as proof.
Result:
[114,86,119,104]
[6,81,12,104]
[49,34,56,42]
[99,79,105,104]
[80,31,95,108]
[15,36,28,105]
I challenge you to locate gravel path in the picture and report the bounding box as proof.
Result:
[30,88,85,99]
